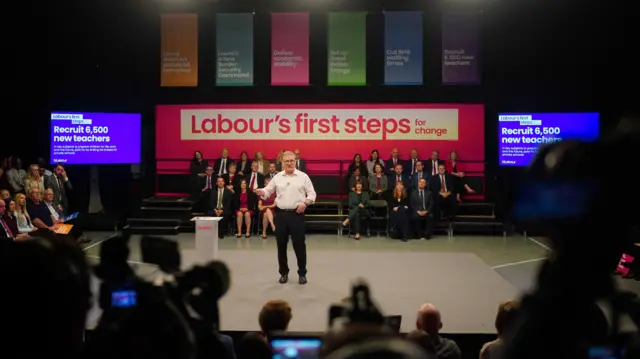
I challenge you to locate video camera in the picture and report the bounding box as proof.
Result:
[88,232,231,359]
[506,118,640,359]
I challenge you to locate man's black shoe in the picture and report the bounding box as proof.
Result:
[299,276,307,285]
[279,275,288,284]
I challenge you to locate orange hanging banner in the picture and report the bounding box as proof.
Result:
[161,13,198,87]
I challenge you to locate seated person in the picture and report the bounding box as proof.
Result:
[222,163,240,194]
[368,163,387,199]
[42,188,86,242]
[2,198,19,238]
[0,199,29,241]
[0,189,10,203]
[26,187,58,231]
[447,150,477,202]
[258,177,277,239]
[342,182,370,240]
[429,164,456,220]
[348,167,368,192]
[209,177,233,239]
[480,300,519,359]
[389,181,410,242]
[196,166,215,212]
[14,193,37,235]
[239,300,293,359]
[388,164,408,194]
[234,179,257,238]
[410,161,429,192]
[410,178,434,240]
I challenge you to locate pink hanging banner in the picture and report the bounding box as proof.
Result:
[271,13,310,86]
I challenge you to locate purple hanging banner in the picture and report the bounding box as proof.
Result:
[442,12,480,85]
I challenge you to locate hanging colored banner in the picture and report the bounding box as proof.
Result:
[161,14,198,87]
[327,12,367,86]
[271,13,310,86]
[442,12,480,84]
[216,13,254,86]
[384,11,423,85]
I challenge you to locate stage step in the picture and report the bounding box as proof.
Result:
[141,206,193,219]
[141,197,194,209]
[456,202,494,217]
[123,225,180,235]
[125,218,181,235]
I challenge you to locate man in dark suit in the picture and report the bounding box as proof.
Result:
[409,161,430,192]
[429,164,456,219]
[246,162,265,192]
[410,178,434,239]
[425,150,445,177]
[209,177,233,239]
[404,148,421,176]
[294,149,306,172]
[267,163,278,179]
[385,148,401,175]
[388,164,409,192]
[45,164,72,213]
[213,148,234,176]
[197,166,216,212]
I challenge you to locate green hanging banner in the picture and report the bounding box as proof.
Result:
[327,12,367,86]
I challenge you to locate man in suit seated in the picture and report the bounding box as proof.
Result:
[388,164,408,192]
[426,150,445,177]
[410,178,434,240]
[404,148,422,177]
[409,161,429,192]
[197,166,216,212]
[294,149,306,172]
[429,164,456,220]
[209,177,233,239]
[213,148,233,176]
[385,148,401,176]
[246,161,265,193]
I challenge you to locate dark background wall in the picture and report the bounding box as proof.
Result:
[9,0,634,217]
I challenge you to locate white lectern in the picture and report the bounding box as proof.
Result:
[190,217,222,263]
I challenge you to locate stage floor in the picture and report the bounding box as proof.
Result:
[80,232,640,333]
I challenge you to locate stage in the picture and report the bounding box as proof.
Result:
[81,232,640,333]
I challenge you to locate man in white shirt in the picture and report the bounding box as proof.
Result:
[257,151,316,285]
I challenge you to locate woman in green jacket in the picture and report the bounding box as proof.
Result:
[342,182,370,240]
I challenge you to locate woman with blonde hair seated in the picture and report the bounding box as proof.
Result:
[258,177,277,239]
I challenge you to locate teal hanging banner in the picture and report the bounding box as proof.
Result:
[216,13,254,86]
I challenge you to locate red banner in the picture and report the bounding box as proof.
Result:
[156,104,484,172]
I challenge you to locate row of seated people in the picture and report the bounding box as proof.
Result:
[343,176,454,242]
[190,148,479,201]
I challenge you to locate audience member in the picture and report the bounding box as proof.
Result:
[0,188,10,202]
[2,198,19,237]
[368,163,387,199]
[259,299,293,336]
[426,150,445,177]
[27,187,58,231]
[389,164,408,191]
[267,162,278,179]
[390,181,411,242]
[429,165,456,220]
[343,182,370,240]
[258,177,277,239]
[275,150,285,171]
[196,166,215,211]
[37,157,53,178]
[406,329,436,357]
[210,176,233,239]
[386,148,401,175]
[247,161,266,192]
[410,178,434,240]
[348,167,368,192]
[6,157,26,194]
[406,148,421,176]
[410,161,429,191]
[190,150,209,196]
[46,164,73,213]
[14,193,37,234]
[222,162,240,193]
[213,148,233,176]
[234,179,257,237]
[347,153,367,178]
[447,150,476,202]
[415,303,461,359]
[24,164,45,195]
[0,199,28,241]
[480,300,519,359]
[254,151,269,175]
[294,148,307,172]
[366,149,385,176]
[238,331,272,359]
[236,151,251,176]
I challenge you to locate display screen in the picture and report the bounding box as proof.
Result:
[498,112,599,167]
[271,338,322,359]
[50,112,141,165]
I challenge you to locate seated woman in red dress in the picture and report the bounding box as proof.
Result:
[234,179,257,238]
[447,150,477,202]
[258,177,277,239]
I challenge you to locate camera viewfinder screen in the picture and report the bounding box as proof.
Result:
[271,338,322,359]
